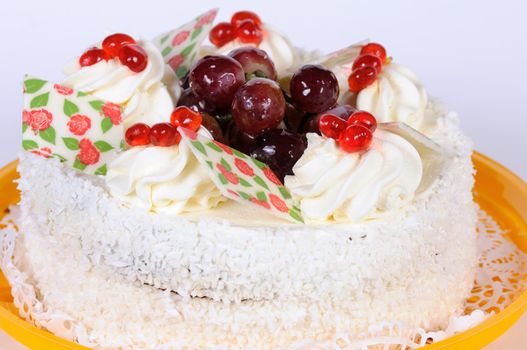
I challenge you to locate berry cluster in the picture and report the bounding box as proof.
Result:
[210,11,264,48]
[348,43,388,93]
[125,106,202,147]
[79,33,148,73]
[318,111,377,152]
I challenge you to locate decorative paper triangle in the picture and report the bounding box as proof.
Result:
[153,9,218,79]
[379,122,449,193]
[309,40,367,69]
[22,76,125,175]
[178,127,304,223]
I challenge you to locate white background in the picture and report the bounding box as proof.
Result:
[0,0,526,348]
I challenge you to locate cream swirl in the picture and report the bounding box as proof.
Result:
[62,41,180,128]
[284,131,423,222]
[356,63,428,130]
[106,128,224,215]
[201,24,298,77]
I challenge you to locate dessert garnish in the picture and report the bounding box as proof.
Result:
[79,33,148,73]
[319,110,377,152]
[210,11,263,48]
[348,42,389,93]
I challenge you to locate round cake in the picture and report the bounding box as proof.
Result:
[10,9,478,349]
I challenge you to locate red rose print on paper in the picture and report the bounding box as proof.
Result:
[269,193,288,213]
[235,158,254,176]
[54,84,74,95]
[22,110,30,124]
[31,147,53,158]
[168,54,185,71]
[67,114,91,136]
[214,140,233,155]
[195,11,216,29]
[251,197,271,210]
[29,109,52,131]
[263,167,282,186]
[172,31,190,46]
[102,102,122,125]
[78,139,100,165]
[217,163,239,185]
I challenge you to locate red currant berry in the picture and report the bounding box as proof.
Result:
[237,20,263,45]
[338,124,373,153]
[210,22,237,48]
[102,33,136,58]
[231,11,262,28]
[125,123,151,146]
[348,111,377,132]
[79,48,107,67]
[318,114,348,140]
[352,54,383,74]
[118,44,148,73]
[170,106,202,132]
[150,123,180,147]
[348,66,378,93]
[360,43,387,63]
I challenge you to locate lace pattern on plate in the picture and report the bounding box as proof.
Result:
[1,209,526,350]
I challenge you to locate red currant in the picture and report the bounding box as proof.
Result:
[150,123,180,147]
[338,124,373,153]
[318,114,348,140]
[360,43,387,63]
[118,44,148,73]
[102,33,136,58]
[237,20,263,45]
[347,111,377,132]
[210,22,237,48]
[170,106,202,132]
[231,11,262,28]
[348,66,377,93]
[125,123,151,146]
[352,54,383,74]
[79,48,107,67]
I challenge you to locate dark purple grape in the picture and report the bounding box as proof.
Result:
[303,104,357,134]
[189,55,246,112]
[225,121,257,154]
[284,103,306,133]
[201,112,225,143]
[228,47,278,81]
[232,78,286,136]
[181,72,191,89]
[177,88,205,112]
[290,64,339,113]
[250,129,307,181]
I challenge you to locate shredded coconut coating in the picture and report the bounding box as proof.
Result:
[14,100,478,348]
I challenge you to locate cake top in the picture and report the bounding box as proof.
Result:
[21,9,446,225]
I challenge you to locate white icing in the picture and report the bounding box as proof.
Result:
[356,63,428,130]
[62,41,180,128]
[201,24,298,77]
[106,128,224,215]
[285,131,423,222]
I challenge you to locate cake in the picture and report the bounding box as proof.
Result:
[11,9,478,349]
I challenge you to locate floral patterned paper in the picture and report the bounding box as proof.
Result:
[22,77,124,176]
[153,9,218,79]
[178,127,304,223]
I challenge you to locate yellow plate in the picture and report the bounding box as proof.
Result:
[0,152,526,350]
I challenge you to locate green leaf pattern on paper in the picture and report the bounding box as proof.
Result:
[153,9,218,77]
[179,127,304,224]
[22,76,124,176]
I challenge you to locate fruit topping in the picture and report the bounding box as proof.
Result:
[118,44,148,73]
[150,123,180,147]
[236,20,263,45]
[283,103,306,133]
[176,88,206,112]
[170,106,202,132]
[250,129,307,181]
[303,104,357,134]
[125,123,151,146]
[210,22,237,48]
[338,124,373,153]
[210,10,264,48]
[352,54,383,74]
[225,122,258,154]
[200,112,225,143]
[102,33,136,58]
[348,66,377,93]
[228,47,278,81]
[318,114,348,140]
[360,42,387,63]
[79,48,107,67]
[290,65,339,114]
[347,110,377,132]
[231,78,285,136]
[189,55,246,113]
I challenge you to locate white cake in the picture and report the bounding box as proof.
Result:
[9,9,478,350]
